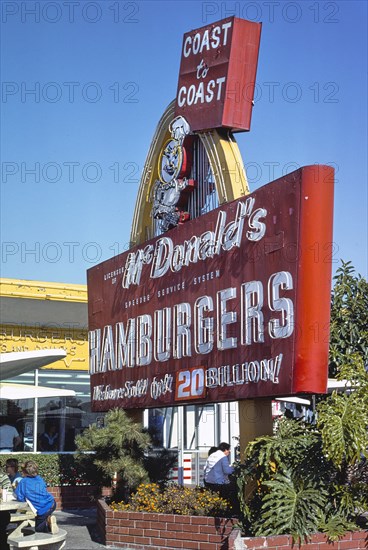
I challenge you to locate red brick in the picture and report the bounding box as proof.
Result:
[241,537,268,549]
[151,538,170,548]
[310,532,328,543]
[153,518,167,528]
[116,518,132,527]
[157,514,175,522]
[208,534,225,543]
[299,544,320,550]
[118,534,135,543]
[198,525,216,534]
[105,533,120,542]
[351,531,365,539]
[143,529,160,537]
[198,543,219,550]
[182,523,201,533]
[190,516,210,525]
[144,512,160,521]
[267,534,291,545]
[168,540,184,549]
[174,515,191,524]
[175,531,209,542]
[338,541,361,549]
[150,537,168,547]
[135,520,151,529]
[339,533,353,541]
[166,521,183,531]
[159,530,181,540]
[180,541,200,550]
[134,536,151,545]
[106,518,119,526]
[125,512,144,520]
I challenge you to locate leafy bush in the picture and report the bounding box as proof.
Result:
[235,263,368,543]
[110,482,230,517]
[329,261,368,378]
[236,416,366,543]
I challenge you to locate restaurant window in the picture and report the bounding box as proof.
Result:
[3,369,104,452]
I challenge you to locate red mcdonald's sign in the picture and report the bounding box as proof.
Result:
[88,166,334,411]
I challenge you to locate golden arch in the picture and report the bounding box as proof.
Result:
[130,100,250,247]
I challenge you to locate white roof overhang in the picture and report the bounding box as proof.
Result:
[0,382,75,400]
[0,349,67,381]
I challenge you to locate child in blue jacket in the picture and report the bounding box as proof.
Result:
[15,460,58,534]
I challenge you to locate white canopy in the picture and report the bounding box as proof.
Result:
[0,349,75,401]
[0,382,75,400]
[0,349,67,381]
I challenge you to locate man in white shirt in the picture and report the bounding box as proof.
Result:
[204,442,239,513]
[0,420,21,452]
[204,442,234,485]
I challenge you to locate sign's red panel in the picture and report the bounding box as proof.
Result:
[88,166,334,411]
[174,17,261,132]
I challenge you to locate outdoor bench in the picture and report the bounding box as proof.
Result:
[9,510,36,536]
[7,528,67,550]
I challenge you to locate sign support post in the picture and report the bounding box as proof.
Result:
[238,399,273,460]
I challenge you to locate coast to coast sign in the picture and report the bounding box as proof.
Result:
[88,166,334,411]
[175,17,262,132]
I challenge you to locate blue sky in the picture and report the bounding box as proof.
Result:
[1,0,367,284]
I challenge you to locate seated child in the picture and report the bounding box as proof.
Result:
[15,460,58,534]
[5,458,22,488]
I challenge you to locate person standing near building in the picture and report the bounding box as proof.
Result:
[203,442,234,493]
[15,460,58,534]
[39,424,59,452]
[204,442,239,513]
[0,419,21,452]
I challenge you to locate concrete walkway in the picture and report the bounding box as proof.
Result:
[55,509,136,550]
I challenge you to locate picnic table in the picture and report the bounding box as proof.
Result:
[0,498,35,546]
[0,498,66,550]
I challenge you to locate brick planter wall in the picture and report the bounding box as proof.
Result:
[97,499,236,550]
[228,527,368,549]
[48,485,112,509]
[97,500,367,550]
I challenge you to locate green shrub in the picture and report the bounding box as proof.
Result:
[235,262,368,543]
[75,408,151,499]
[0,453,97,486]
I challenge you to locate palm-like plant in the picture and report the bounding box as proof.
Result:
[254,470,328,541]
[236,262,368,542]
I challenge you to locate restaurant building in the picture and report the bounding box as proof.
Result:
[0,278,93,452]
[0,278,243,481]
